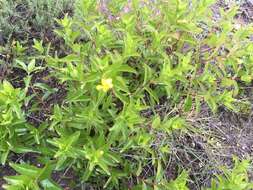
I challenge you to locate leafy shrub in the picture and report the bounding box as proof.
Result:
[207,158,253,190]
[0,80,29,164]
[1,0,253,189]
[0,0,74,40]
[4,158,252,189]
[3,162,61,190]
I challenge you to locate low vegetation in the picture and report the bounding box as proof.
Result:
[0,0,253,189]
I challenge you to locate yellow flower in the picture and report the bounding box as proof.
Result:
[96,78,113,92]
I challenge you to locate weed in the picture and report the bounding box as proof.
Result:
[0,0,74,41]
[1,0,253,189]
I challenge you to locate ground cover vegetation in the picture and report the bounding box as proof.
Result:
[0,0,74,41]
[1,0,253,189]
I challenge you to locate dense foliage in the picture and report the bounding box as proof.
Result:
[0,0,253,189]
[0,0,74,40]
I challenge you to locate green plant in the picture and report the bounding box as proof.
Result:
[3,162,61,190]
[132,170,189,190]
[206,158,253,190]
[0,80,29,164]
[0,0,74,40]
[1,0,253,189]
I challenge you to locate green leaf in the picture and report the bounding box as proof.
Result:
[1,149,10,165]
[60,54,80,63]
[145,87,159,103]
[152,115,161,129]
[33,39,44,54]
[241,75,252,83]
[184,95,192,112]
[10,163,39,177]
[41,179,62,190]
[143,64,153,85]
